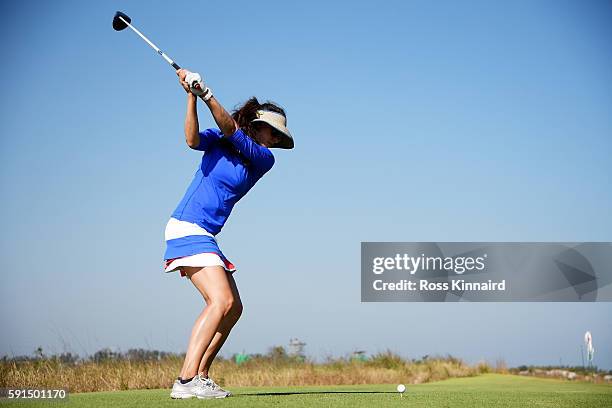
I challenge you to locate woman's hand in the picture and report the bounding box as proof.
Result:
[176,69,191,94]
[185,72,206,96]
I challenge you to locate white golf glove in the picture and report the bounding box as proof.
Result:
[185,72,213,101]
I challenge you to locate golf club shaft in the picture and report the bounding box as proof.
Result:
[117,15,206,98]
[118,16,180,70]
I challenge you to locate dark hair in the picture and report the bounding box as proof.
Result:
[232,97,286,141]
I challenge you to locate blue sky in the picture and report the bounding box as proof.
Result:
[1,0,611,368]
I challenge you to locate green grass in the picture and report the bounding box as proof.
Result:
[2,374,611,407]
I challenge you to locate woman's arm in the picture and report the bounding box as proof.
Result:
[203,96,238,138]
[177,68,238,140]
[184,93,200,149]
[176,69,201,149]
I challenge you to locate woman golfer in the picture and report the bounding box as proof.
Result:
[165,69,293,399]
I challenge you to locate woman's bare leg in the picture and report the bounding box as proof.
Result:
[198,272,242,377]
[178,266,236,379]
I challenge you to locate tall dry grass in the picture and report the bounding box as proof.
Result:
[0,351,490,393]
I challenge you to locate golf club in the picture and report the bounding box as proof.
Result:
[112,11,203,93]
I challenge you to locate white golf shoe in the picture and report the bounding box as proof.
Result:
[170,373,230,399]
[205,376,232,397]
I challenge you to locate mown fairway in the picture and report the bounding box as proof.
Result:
[2,374,611,407]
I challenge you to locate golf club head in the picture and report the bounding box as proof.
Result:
[112,11,131,31]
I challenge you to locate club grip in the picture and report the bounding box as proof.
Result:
[172,62,181,70]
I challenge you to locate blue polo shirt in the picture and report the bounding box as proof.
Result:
[170,128,275,235]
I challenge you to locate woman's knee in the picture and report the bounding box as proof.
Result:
[209,294,237,317]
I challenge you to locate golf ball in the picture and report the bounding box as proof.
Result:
[397,384,406,393]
